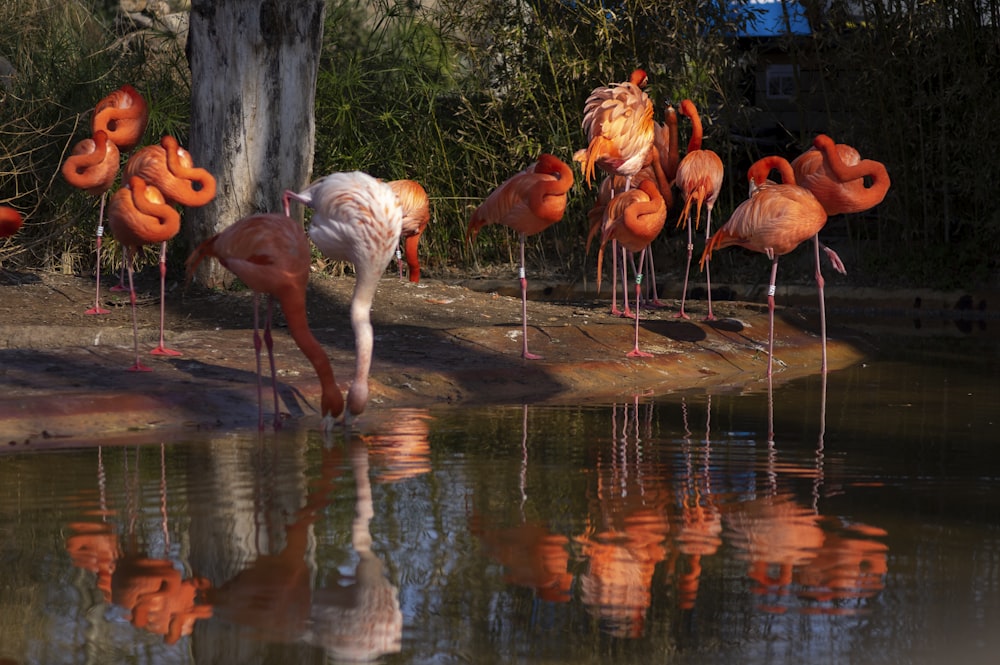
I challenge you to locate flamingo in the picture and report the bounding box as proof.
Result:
[106,176,181,372]
[123,136,217,207]
[90,84,150,295]
[595,178,668,357]
[586,104,677,311]
[61,130,121,314]
[699,156,830,377]
[0,206,23,238]
[792,133,891,216]
[386,179,430,283]
[574,68,655,316]
[466,153,574,360]
[91,84,149,152]
[674,99,724,321]
[185,213,345,431]
[122,135,217,356]
[283,171,403,421]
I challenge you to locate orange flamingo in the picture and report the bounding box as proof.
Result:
[467,153,574,359]
[106,176,181,372]
[792,133,890,216]
[283,171,403,421]
[586,103,677,311]
[386,179,430,283]
[700,156,830,376]
[725,494,825,604]
[61,129,121,314]
[91,84,149,152]
[595,178,667,357]
[123,135,217,208]
[122,135,217,356]
[186,213,345,431]
[90,84,150,295]
[0,206,23,238]
[575,68,655,316]
[674,99,725,321]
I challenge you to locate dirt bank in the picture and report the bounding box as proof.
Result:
[0,269,876,446]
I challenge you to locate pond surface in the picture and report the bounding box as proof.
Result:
[0,332,998,664]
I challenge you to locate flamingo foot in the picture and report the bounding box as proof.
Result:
[620,307,636,319]
[85,306,110,315]
[674,309,690,320]
[109,284,127,292]
[610,305,623,316]
[522,351,542,360]
[648,298,666,308]
[703,313,717,322]
[127,362,153,372]
[627,348,653,358]
[151,345,182,357]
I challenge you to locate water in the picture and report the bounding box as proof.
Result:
[0,336,998,664]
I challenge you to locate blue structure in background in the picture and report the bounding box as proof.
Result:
[731,0,812,37]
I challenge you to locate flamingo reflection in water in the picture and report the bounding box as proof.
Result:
[66,444,213,644]
[667,396,722,611]
[208,436,403,661]
[469,405,574,604]
[725,373,888,613]
[364,407,434,484]
[575,397,671,638]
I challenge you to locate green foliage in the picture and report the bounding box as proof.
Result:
[0,0,191,275]
[3,0,998,289]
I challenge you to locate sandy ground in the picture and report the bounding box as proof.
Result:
[0,268,879,446]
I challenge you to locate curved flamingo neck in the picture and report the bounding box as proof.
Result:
[680,99,703,153]
[748,155,797,187]
[813,135,891,208]
[666,105,680,181]
[404,234,421,283]
[280,292,344,420]
[128,177,181,237]
[530,155,574,222]
[161,136,217,206]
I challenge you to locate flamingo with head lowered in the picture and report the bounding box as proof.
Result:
[186,213,344,431]
[386,179,430,283]
[283,170,403,423]
[467,153,574,360]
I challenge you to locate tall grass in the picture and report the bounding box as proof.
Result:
[2,0,998,289]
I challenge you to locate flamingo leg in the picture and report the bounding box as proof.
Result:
[675,212,693,320]
[109,256,127,292]
[704,208,716,321]
[124,248,151,372]
[518,233,541,360]
[251,292,265,430]
[813,235,828,375]
[151,241,181,356]
[645,247,664,308]
[610,239,622,316]
[620,244,634,319]
[85,192,111,315]
[766,255,780,378]
[627,249,653,358]
[263,296,281,430]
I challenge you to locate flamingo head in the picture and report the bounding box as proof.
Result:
[679,99,697,119]
[629,68,648,88]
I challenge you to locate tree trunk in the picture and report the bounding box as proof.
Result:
[186,0,325,288]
